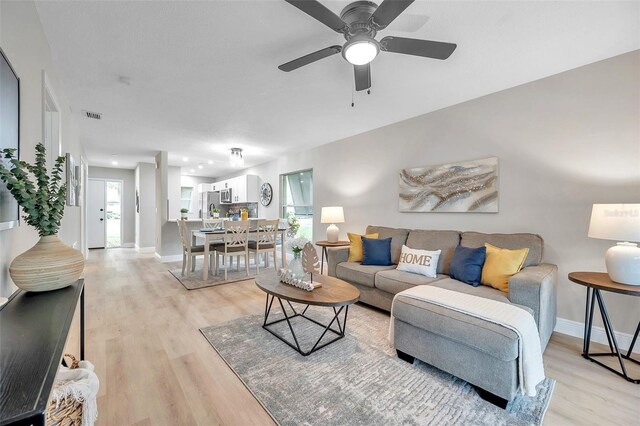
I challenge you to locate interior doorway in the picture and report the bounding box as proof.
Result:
[88,179,123,249]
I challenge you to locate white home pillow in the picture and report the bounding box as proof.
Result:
[396,245,441,278]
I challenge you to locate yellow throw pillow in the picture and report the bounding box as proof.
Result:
[481,243,529,293]
[347,233,379,262]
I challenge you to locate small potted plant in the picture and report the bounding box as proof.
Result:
[287,237,309,278]
[180,208,189,220]
[0,143,84,292]
[212,207,220,218]
[240,208,249,221]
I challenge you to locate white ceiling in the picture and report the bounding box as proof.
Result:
[34,1,639,177]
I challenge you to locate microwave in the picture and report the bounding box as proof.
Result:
[220,188,232,204]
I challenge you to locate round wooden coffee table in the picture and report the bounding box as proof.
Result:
[255,271,360,356]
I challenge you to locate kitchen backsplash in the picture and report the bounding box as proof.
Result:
[226,203,259,218]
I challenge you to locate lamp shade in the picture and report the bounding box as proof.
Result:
[588,204,640,242]
[321,206,344,224]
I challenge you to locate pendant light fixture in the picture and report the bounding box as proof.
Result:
[230,148,244,167]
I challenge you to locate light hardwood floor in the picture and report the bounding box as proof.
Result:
[83,249,639,425]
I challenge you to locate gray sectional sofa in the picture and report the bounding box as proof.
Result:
[327,225,557,402]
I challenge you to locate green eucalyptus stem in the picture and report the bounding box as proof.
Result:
[0,143,67,237]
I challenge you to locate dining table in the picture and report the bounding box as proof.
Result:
[191,226,288,281]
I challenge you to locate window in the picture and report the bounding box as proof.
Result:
[105,181,122,248]
[180,186,193,211]
[281,169,313,240]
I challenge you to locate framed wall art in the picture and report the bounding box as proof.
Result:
[399,157,499,213]
[0,47,20,231]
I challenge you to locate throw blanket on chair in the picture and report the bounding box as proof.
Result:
[389,285,545,397]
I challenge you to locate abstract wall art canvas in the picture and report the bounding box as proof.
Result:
[399,157,499,213]
[66,153,77,206]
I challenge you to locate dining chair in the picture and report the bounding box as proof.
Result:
[248,219,279,274]
[212,220,250,280]
[202,218,225,230]
[177,219,214,276]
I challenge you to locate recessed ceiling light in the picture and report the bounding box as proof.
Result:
[112,161,118,166]
[182,157,189,162]
[208,160,213,165]
[198,164,203,169]
[190,168,195,173]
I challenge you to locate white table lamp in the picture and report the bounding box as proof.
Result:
[588,204,640,285]
[321,206,344,243]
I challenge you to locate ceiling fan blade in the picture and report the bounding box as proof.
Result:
[284,0,348,33]
[380,36,457,60]
[354,64,371,92]
[278,45,342,72]
[370,0,415,30]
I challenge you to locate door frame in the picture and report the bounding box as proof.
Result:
[88,178,124,249]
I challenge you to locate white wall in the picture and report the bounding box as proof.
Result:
[88,167,135,246]
[180,175,215,219]
[229,51,640,334]
[0,1,84,297]
[134,162,156,249]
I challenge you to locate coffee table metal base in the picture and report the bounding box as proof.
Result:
[262,294,349,356]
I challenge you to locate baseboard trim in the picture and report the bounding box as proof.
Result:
[554,317,638,355]
[135,245,155,253]
[122,243,135,248]
[156,254,183,263]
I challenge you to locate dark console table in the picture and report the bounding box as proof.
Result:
[0,280,85,426]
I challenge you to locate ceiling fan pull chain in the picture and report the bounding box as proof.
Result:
[351,87,355,107]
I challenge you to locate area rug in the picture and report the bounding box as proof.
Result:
[168,266,261,290]
[200,303,555,426]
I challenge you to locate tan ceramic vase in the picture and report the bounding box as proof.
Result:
[10,235,85,292]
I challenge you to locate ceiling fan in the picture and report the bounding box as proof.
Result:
[278,0,457,92]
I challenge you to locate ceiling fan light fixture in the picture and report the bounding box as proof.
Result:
[230,148,244,167]
[343,38,379,65]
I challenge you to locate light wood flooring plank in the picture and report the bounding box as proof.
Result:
[83,248,639,426]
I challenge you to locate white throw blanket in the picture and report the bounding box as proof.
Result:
[389,286,545,397]
[51,360,100,426]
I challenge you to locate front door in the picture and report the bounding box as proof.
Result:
[88,179,105,248]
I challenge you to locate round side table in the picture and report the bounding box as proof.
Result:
[568,272,640,384]
[315,240,350,274]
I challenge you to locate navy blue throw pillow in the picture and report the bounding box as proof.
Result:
[361,237,393,266]
[449,245,487,286]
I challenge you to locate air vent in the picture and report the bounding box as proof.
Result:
[83,110,102,120]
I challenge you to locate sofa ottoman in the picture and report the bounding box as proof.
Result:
[392,278,537,402]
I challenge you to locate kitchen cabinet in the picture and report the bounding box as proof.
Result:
[234,175,258,203]
[215,174,259,203]
[197,183,213,193]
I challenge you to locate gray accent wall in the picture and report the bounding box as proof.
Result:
[230,51,640,334]
[0,1,85,297]
[88,167,136,247]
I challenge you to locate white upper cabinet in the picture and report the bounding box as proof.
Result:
[215,174,259,203]
[197,183,213,193]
